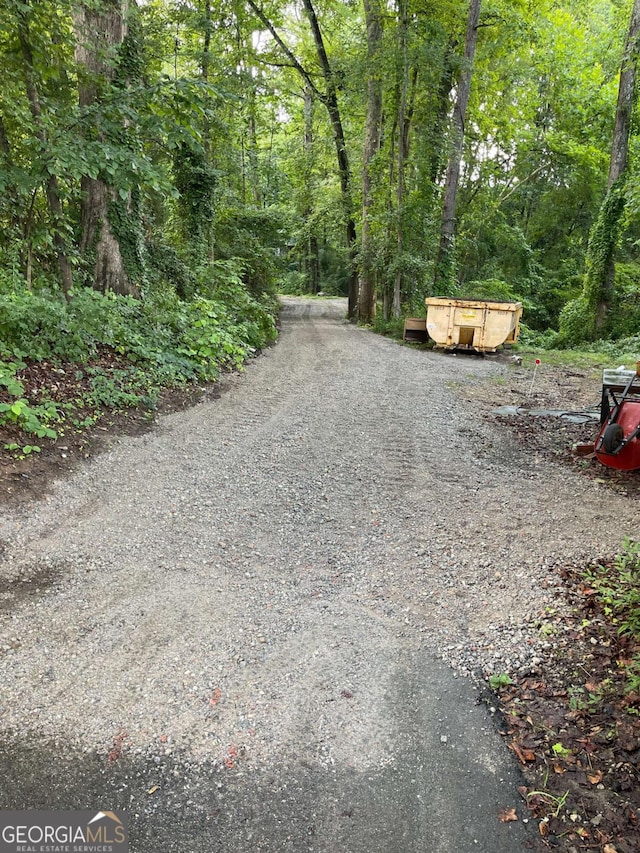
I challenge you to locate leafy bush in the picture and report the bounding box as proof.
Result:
[372,314,406,340]
[318,244,349,296]
[0,292,78,361]
[0,398,58,439]
[0,276,278,453]
[601,262,640,339]
[213,207,287,298]
[0,361,23,397]
[557,262,640,344]
[278,271,308,295]
[558,296,594,344]
[0,279,277,370]
[146,238,197,301]
[461,278,518,302]
[585,539,640,694]
[0,363,59,439]
[518,324,563,349]
[388,252,430,310]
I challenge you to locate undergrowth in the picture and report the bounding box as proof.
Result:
[0,281,278,453]
[585,538,640,697]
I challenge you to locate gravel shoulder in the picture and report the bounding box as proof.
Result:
[1,297,637,851]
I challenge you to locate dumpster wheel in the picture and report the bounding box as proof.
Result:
[602,423,624,453]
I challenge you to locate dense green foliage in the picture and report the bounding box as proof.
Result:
[0,0,287,449]
[0,284,277,374]
[1,0,640,447]
[0,280,277,447]
[241,0,640,337]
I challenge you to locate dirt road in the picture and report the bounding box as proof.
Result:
[1,298,636,851]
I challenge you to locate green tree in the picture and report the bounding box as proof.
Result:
[433,0,482,293]
[74,0,144,296]
[358,0,384,322]
[13,0,75,293]
[583,0,640,335]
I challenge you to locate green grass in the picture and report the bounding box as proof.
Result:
[515,345,637,371]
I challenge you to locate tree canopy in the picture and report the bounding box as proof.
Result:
[1,0,640,340]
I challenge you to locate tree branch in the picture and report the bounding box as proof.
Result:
[497,163,546,205]
[246,0,322,100]
[253,57,321,77]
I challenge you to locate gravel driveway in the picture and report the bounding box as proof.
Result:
[0,297,636,851]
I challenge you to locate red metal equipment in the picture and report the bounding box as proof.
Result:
[595,369,640,471]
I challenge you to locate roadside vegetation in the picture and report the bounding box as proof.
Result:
[0,280,278,459]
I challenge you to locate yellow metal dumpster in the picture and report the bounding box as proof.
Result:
[424,297,522,353]
[403,317,428,343]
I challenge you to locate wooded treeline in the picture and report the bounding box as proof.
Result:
[2,0,640,345]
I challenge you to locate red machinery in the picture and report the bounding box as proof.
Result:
[595,369,640,470]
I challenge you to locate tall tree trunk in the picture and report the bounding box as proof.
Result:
[247,103,262,206]
[303,88,320,293]
[358,0,384,323]
[74,0,140,297]
[202,0,212,157]
[608,1,640,190]
[301,0,358,319]
[584,0,640,334]
[384,99,397,321]
[202,0,216,261]
[433,0,481,293]
[16,3,73,295]
[429,42,456,187]
[202,0,212,86]
[393,0,410,319]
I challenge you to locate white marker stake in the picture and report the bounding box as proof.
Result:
[528,358,541,398]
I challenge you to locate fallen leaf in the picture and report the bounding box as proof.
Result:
[603,845,618,853]
[510,742,536,763]
[498,807,518,823]
[553,763,566,774]
[209,688,222,706]
[587,770,603,784]
[147,785,159,795]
